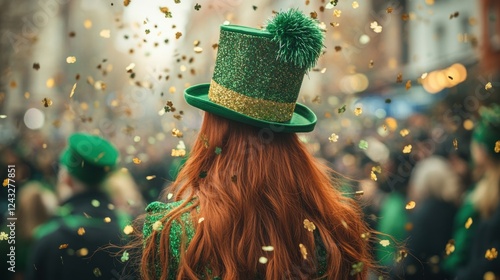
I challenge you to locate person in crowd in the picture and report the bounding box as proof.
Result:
[450,104,500,279]
[25,133,130,280]
[404,156,462,279]
[130,10,376,279]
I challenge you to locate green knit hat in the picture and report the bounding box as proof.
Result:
[472,104,500,159]
[60,133,119,186]
[184,9,324,133]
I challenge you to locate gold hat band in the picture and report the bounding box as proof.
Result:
[208,80,296,122]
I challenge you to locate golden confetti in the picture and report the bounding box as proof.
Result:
[33,63,40,70]
[99,29,111,38]
[355,191,364,197]
[333,9,341,17]
[146,175,156,180]
[93,268,102,277]
[198,217,205,223]
[495,141,500,153]
[453,138,458,150]
[84,19,92,29]
[396,249,408,263]
[310,11,317,19]
[484,272,496,280]
[303,219,316,232]
[69,83,77,98]
[104,217,111,223]
[0,115,6,119]
[445,240,455,255]
[132,157,142,164]
[405,201,416,210]
[3,179,8,187]
[405,80,412,90]
[386,7,393,13]
[59,244,69,249]
[258,256,268,264]
[400,129,410,137]
[330,22,340,27]
[396,73,403,83]
[370,171,377,181]
[172,128,183,138]
[66,56,76,63]
[352,1,359,8]
[334,46,342,52]
[379,240,390,247]
[9,80,17,88]
[360,232,371,240]
[123,0,131,6]
[123,225,134,235]
[77,248,89,257]
[167,193,174,200]
[194,46,203,53]
[299,244,308,259]
[77,227,86,236]
[403,145,412,154]
[370,21,382,33]
[175,32,182,39]
[449,11,459,19]
[46,78,55,88]
[171,149,186,157]
[42,98,53,107]
[354,107,363,116]
[94,81,106,90]
[152,221,163,231]
[262,246,274,251]
[369,60,374,68]
[485,248,498,260]
[465,217,473,229]
[328,133,339,143]
[485,82,493,90]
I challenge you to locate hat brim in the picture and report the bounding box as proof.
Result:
[185,84,317,133]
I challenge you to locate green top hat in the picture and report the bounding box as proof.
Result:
[60,133,119,186]
[472,104,500,160]
[184,9,324,133]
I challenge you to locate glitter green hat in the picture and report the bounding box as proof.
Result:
[184,9,324,133]
[60,133,119,186]
[472,104,500,159]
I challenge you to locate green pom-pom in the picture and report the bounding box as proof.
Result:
[266,9,324,70]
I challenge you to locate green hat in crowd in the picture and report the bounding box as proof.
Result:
[184,9,324,133]
[472,104,500,159]
[60,133,119,186]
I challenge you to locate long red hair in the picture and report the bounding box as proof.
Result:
[140,112,375,279]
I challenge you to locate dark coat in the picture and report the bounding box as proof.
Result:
[25,191,130,280]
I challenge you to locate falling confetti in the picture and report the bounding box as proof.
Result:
[59,244,69,249]
[352,1,359,9]
[167,193,174,200]
[453,138,458,150]
[405,80,412,90]
[152,221,163,231]
[132,157,142,164]
[370,21,382,33]
[146,175,156,180]
[338,105,346,114]
[172,128,183,138]
[93,268,102,277]
[333,9,342,17]
[396,249,409,262]
[99,29,111,38]
[262,246,274,251]
[449,11,459,19]
[42,98,53,107]
[405,201,416,210]
[33,63,40,70]
[91,199,100,207]
[465,217,473,229]
[386,7,393,13]
[123,0,131,6]
[400,129,410,137]
[403,145,412,154]
[259,257,268,264]
[121,251,129,262]
[175,32,182,39]
[334,46,342,52]
[354,107,363,116]
[485,82,492,90]
[325,0,339,9]
[123,225,134,235]
[396,73,403,83]
[299,244,308,259]
[350,262,364,275]
[303,219,316,232]
[358,140,368,150]
[485,248,498,260]
[379,240,390,247]
[104,217,111,223]
[3,179,9,187]
[77,227,86,236]
[328,133,339,143]
[69,83,77,98]
[369,60,374,68]
[66,56,77,63]
[198,217,205,223]
[0,232,8,240]
[445,240,455,255]
[495,141,500,153]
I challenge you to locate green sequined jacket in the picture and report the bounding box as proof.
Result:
[143,200,329,280]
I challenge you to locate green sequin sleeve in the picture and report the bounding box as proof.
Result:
[143,200,196,280]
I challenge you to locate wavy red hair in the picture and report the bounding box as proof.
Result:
[140,112,375,279]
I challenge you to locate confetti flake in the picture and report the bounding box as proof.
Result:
[77,227,86,236]
[259,256,268,264]
[453,138,458,150]
[396,73,403,83]
[495,141,500,153]
[198,217,205,223]
[84,19,92,29]
[123,0,131,6]
[132,157,142,164]
[330,22,340,27]
[405,80,412,90]
[121,251,129,262]
[66,56,76,63]
[194,46,203,53]
[333,9,342,17]
[3,179,9,187]
[262,246,274,251]
[70,83,77,98]
[465,217,473,229]
[400,129,410,137]
[328,133,339,143]
[370,171,378,181]
[46,78,55,88]
[91,199,100,207]
[403,145,412,154]
[370,21,382,33]
[354,107,363,116]
[334,46,342,52]
[123,225,134,235]
[405,201,416,210]
[172,128,183,138]
[303,219,316,232]
[100,29,111,38]
[299,244,308,259]
[33,63,40,70]
[369,60,374,68]
[104,217,111,223]
[338,105,346,114]
[386,7,393,13]
[358,140,368,150]
[0,232,8,240]
[485,82,493,90]
[396,249,409,262]
[152,221,163,231]
[175,32,182,39]
[485,248,498,260]
[352,1,359,9]
[167,193,174,200]
[379,240,390,247]
[146,175,156,180]
[449,11,459,19]
[215,147,222,155]
[59,243,69,249]
[350,262,364,276]
[93,268,102,277]
[325,0,339,9]
[42,98,53,107]
[445,240,455,255]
